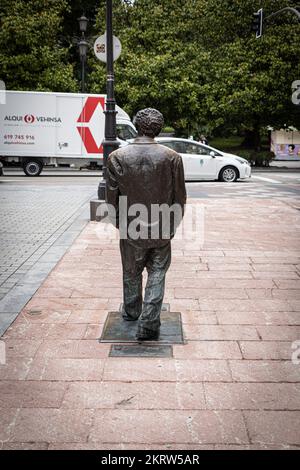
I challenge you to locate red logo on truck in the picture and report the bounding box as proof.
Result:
[24,114,35,124]
[77,97,105,154]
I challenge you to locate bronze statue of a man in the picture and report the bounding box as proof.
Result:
[107,108,186,341]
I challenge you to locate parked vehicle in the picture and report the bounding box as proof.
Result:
[0,91,137,176]
[155,137,251,182]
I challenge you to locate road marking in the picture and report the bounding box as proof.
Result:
[251,175,282,183]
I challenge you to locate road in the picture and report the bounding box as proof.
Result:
[2,167,300,198]
[0,168,299,333]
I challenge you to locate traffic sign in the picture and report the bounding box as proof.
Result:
[94,34,122,62]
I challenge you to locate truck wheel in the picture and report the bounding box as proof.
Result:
[218,166,239,182]
[22,159,43,176]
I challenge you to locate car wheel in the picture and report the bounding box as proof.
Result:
[22,159,44,176]
[218,166,239,182]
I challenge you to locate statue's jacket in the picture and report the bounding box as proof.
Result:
[106,136,187,248]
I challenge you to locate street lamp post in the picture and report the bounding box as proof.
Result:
[98,0,119,201]
[78,14,89,93]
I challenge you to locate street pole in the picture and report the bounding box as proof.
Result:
[98,0,119,200]
[81,57,85,93]
[78,15,89,94]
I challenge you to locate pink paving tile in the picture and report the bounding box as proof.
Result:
[199,299,291,312]
[252,271,300,279]
[0,408,20,442]
[244,411,300,445]
[25,297,109,311]
[252,264,298,272]
[107,298,124,310]
[26,358,105,381]
[71,287,123,298]
[11,409,93,443]
[103,358,177,382]
[35,339,110,359]
[84,324,104,339]
[250,257,300,264]
[48,443,214,450]
[175,288,248,300]
[62,381,206,410]
[174,360,232,382]
[2,322,51,339]
[173,341,242,360]
[67,309,108,323]
[239,341,292,360]
[181,310,218,325]
[45,323,88,339]
[183,324,259,341]
[4,339,42,358]
[1,443,49,450]
[34,287,73,298]
[206,264,252,271]
[245,289,273,299]
[272,289,300,299]
[273,280,300,289]
[21,309,71,323]
[216,279,275,289]
[0,357,33,381]
[216,311,300,325]
[229,360,300,383]
[289,300,300,311]
[214,444,299,450]
[201,257,252,264]
[89,410,249,444]
[204,383,300,410]
[169,299,201,310]
[197,271,254,279]
[0,381,66,408]
[168,271,206,279]
[257,326,300,341]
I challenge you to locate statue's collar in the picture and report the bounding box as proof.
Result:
[132,136,157,144]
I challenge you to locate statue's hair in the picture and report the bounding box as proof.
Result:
[133,108,164,138]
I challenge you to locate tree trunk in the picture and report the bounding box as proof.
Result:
[242,122,261,151]
[253,120,261,152]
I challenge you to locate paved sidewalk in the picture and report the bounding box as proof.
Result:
[1,197,300,449]
[0,183,95,334]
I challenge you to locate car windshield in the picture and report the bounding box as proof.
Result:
[116,124,137,141]
[160,140,215,155]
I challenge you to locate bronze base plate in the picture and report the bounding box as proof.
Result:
[100,310,184,345]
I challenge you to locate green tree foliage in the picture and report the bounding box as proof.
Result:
[89,0,208,134]
[0,0,299,143]
[88,0,299,142]
[195,0,300,145]
[0,0,77,91]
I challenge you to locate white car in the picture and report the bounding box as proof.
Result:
[156,137,251,182]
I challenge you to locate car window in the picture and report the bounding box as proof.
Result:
[160,141,186,153]
[181,142,209,155]
[116,124,137,141]
[160,140,219,156]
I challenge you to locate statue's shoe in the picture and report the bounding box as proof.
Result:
[136,327,160,341]
[122,312,140,321]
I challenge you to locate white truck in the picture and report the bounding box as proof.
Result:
[0,90,137,176]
